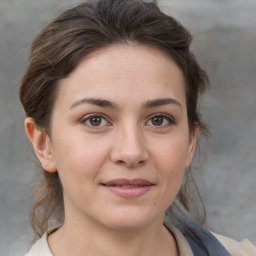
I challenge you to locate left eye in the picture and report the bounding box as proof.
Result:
[147,115,174,127]
[81,115,110,127]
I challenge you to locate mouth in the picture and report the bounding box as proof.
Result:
[101,179,155,197]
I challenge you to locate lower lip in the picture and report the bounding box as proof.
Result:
[103,185,154,197]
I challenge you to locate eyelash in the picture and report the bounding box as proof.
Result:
[146,113,175,128]
[80,113,175,129]
[80,114,110,128]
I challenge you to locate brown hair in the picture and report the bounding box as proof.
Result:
[20,0,209,237]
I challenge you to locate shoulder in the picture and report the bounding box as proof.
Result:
[213,233,256,256]
[166,218,256,256]
[24,233,53,256]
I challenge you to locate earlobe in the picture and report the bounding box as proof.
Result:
[24,117,57,173]
[185,126,198,168]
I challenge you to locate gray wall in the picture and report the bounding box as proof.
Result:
[0,0,255,255]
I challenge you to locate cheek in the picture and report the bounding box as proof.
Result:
[154,137,190,171]
[52,135,110,184]
[151,135,189,191]
[150,142,186,214]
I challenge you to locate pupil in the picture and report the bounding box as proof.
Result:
[152,117,163,126]
[90,117,101,126]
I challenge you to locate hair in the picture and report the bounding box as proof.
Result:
[20,0,209,237]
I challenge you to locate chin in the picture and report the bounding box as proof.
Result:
[99,207,160,231]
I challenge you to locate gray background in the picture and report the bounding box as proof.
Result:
[0,0,255,255]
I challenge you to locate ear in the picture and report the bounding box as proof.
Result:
[185,126,198,168]
[25,117,57,173]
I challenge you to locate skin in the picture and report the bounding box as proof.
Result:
[25,44,197,256]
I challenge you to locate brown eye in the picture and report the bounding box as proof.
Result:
[147,114,174,127]
[151,116,164,126]
[81,114,110,128]
[89,116,102,126]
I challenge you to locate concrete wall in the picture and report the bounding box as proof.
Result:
[0,0,255,255]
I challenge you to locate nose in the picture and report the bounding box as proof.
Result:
[110,124,149,168]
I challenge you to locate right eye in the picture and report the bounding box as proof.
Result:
[146,113,175,128]
[80,114,110,128]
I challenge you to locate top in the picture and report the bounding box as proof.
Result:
[24,224,256,256]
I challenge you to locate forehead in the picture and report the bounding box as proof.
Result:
[56,44,186,108]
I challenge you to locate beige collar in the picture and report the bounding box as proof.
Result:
[26,223,194,256]
[164,222,194,256]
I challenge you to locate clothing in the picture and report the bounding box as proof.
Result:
[165,222,230,256]
[24,224,256,256]
[214,233,256,256]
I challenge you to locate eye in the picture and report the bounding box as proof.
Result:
[146,114,174,127]
[81,114,110,128]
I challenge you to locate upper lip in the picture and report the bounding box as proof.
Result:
[102,179,154,186]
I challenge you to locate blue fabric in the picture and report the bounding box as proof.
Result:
[177,222,231,256]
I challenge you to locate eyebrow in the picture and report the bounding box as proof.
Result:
[143,98,182,109]
[70,98,118,109]
[70,97,182,110]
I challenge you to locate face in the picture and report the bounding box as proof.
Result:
[29,44,197,232]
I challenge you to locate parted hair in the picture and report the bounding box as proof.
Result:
[20,0,209,237]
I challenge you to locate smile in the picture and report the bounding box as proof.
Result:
[101,179,155,197]
[113,184,145,188]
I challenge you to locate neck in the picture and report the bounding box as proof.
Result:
[48,214,178,256]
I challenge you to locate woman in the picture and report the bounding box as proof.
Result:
[20,0,256,255]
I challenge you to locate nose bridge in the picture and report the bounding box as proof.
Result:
[110,120,149,167]
[121,122,142,150]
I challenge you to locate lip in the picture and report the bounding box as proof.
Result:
[101,179,155,197]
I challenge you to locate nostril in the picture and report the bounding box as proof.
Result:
[113,158,146,167]
[114,159,145,168]
[116,160,125,165]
